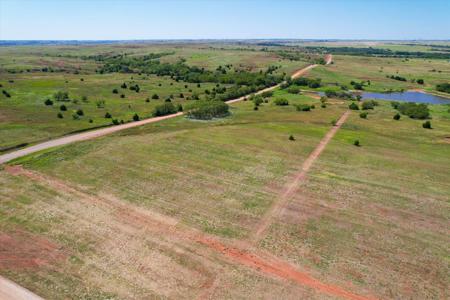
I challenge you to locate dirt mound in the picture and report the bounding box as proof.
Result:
[0,230,66,269]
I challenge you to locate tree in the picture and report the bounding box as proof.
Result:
[349,102,359,110]
[289,135,295,141]
[60,104,67,111]
[57,112,63,118]
[121,83,127,89]
[416,79,424,85]
[112,88,118,94]
[105,112,112,118]
[360,112,368,119]
[393,113,401,120]
[274,98,289,106]
[152,93,159,100]
[54,91,69,101]
[44,99,53,106]
[153,102,177,117]
[353,139,360,146]
[422,121,432,129]
[185,100,229,120]
[76,109,84,116]
[132,113,140,121]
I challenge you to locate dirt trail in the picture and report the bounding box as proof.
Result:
[0,275,44,300]
[0,56,332,164]
[4,165,375,300]
[252,110,350,242]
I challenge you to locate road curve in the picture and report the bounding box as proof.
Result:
[0,276,44,300]
[0,55,332,164]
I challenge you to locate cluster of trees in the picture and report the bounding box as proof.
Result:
[290,77,322,88]
[436,83,450,93]
[361,100,379,110]
[324,90,356,100]
[305,46,450,59]
[273,98,289,106]
[54,91,70,101]
[152,102,178,117]
[388,75,407,82]
[185,100,229,120]
[391,101,430,119]
[350,80,369,90]
[295,104,314,111]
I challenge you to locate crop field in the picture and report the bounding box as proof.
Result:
[0,41,449,300]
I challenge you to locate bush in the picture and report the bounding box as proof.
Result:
[121,83,127,89]
[362,100,378,110]
[44,99,53,106]
[105,112,112,118]
[287,86,300,94]
[391,101,400,109]
[185,100,229,120]
[393,113,401,120]
[60,104,67,111]
[261,91,273,98]
[252,95,263,106]
[321,103,327,108]
[72,114,80,120]
[57,112,63,119]
[112,119,120,125]
[273,98,289,106]
[153,102,177,117]
[422,120,432,129]
[436,83,450,93]
[177,104,183,112]
[353,139,360,146]
[120,94,125,98]
[293,77,321,88]
[152,93,159,100]
[416,79,424,85]
[2,90,11,98]
[289,135,295,141]
[331,119,337,126]
[112,88,118,94]
[254,105,259,111]
[76,109,84,116]
[349,102,359,110]
[295,104,311,111]
[54,91,69,101]
[133,113,140,121]
[360,112,368,119]
[396,102,430,119]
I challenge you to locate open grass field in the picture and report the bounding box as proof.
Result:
[306,54,450,93]
[1,41,449,299]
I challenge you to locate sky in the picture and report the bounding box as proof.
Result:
[1,0,449,40]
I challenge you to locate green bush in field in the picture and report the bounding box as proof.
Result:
[273,98,289,106]
[44,99,53,106]
[112,119,120,125]
[436,83,450,93]
[177,104,183,112]
[261,91,273,98]
[287,86,300,94]
[252,95,263,106]
[76,109,84,116]
[396,102,430,119]
[422,120,432,129]
[105,112,112,118]
[152,94,159,100]
[362,100,378,110]
[393,113,401,120]
[186,100,229,120]
[354,139,360,146]
[416,79,424,85]
[295,104,311,111]
[112,88,118,94]
[57,112,63,119]
[289,135,295,141]
[60,104,67,111]
[349,102,359,110]
[54,91,69,101]
[153,102,177,117]
[133,113,140,121]
[360,112,368,119]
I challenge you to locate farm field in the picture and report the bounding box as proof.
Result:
[0,40,450,300]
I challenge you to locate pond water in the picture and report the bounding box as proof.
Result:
[319,91,450,104]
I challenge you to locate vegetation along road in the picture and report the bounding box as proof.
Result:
[0,55,332,165]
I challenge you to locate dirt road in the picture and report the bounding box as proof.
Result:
[252,109,350,242]
[0,56,331,164]
[0,276,44,300]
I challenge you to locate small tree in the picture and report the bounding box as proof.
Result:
[57,112,63,119]
[45,99,53,106]
[121,83,127,89]
[349,102,359,110]
[289,135,295,141]
[273,98,289,106]
[112,88,118,94]
[120,94,125,98]
[393,113,401,120]
[360,112,368,119]
[416,79,424,85]
[105,112,112,118]
[152,94,159,100]
[422,121,432,129]
[76,109,84,116]
[353,139,360,146]
[60,104,67,111]
[132,113,140,121]
[112,119,120,125]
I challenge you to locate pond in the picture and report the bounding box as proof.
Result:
[319,91,450,104]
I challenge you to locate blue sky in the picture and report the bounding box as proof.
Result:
[1,0,449,40]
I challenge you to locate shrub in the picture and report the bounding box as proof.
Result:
[54,91,69,101]
[120,94,125,98]
[396,102,430,119]
[112,88,118,94]
[321,103,327,108]
[82,95,88,102]
[422,120,432,129]
[349,102,359,110]
[57,112,63,119]
[353,139,360,146]
[2,90,11,97]
[177,104,183,112]
[72,113,80,120]
[287,86,300,94]
[391,101,400,109]
[393,113,401,120]
[360,112,368,119]
[261,91,273,98]
[76,109,84,116]
[252,95,263,106]
[44,99,53,106]
[289,135,295,141]
[274,98,289,106]
[436,83,450,93]
[132,113,140,121]
[254,105,259,111]
[296,104,311,111]
[185,100,229,120]
[153,102,177,117]
[331,119,337,126]
[60,104,67,111]
[112,119,120,125]
[362,100,378,110]
[416,79,424,85]
[105,112,112,118]
[121,83,127,89]
[152,93,159,99]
